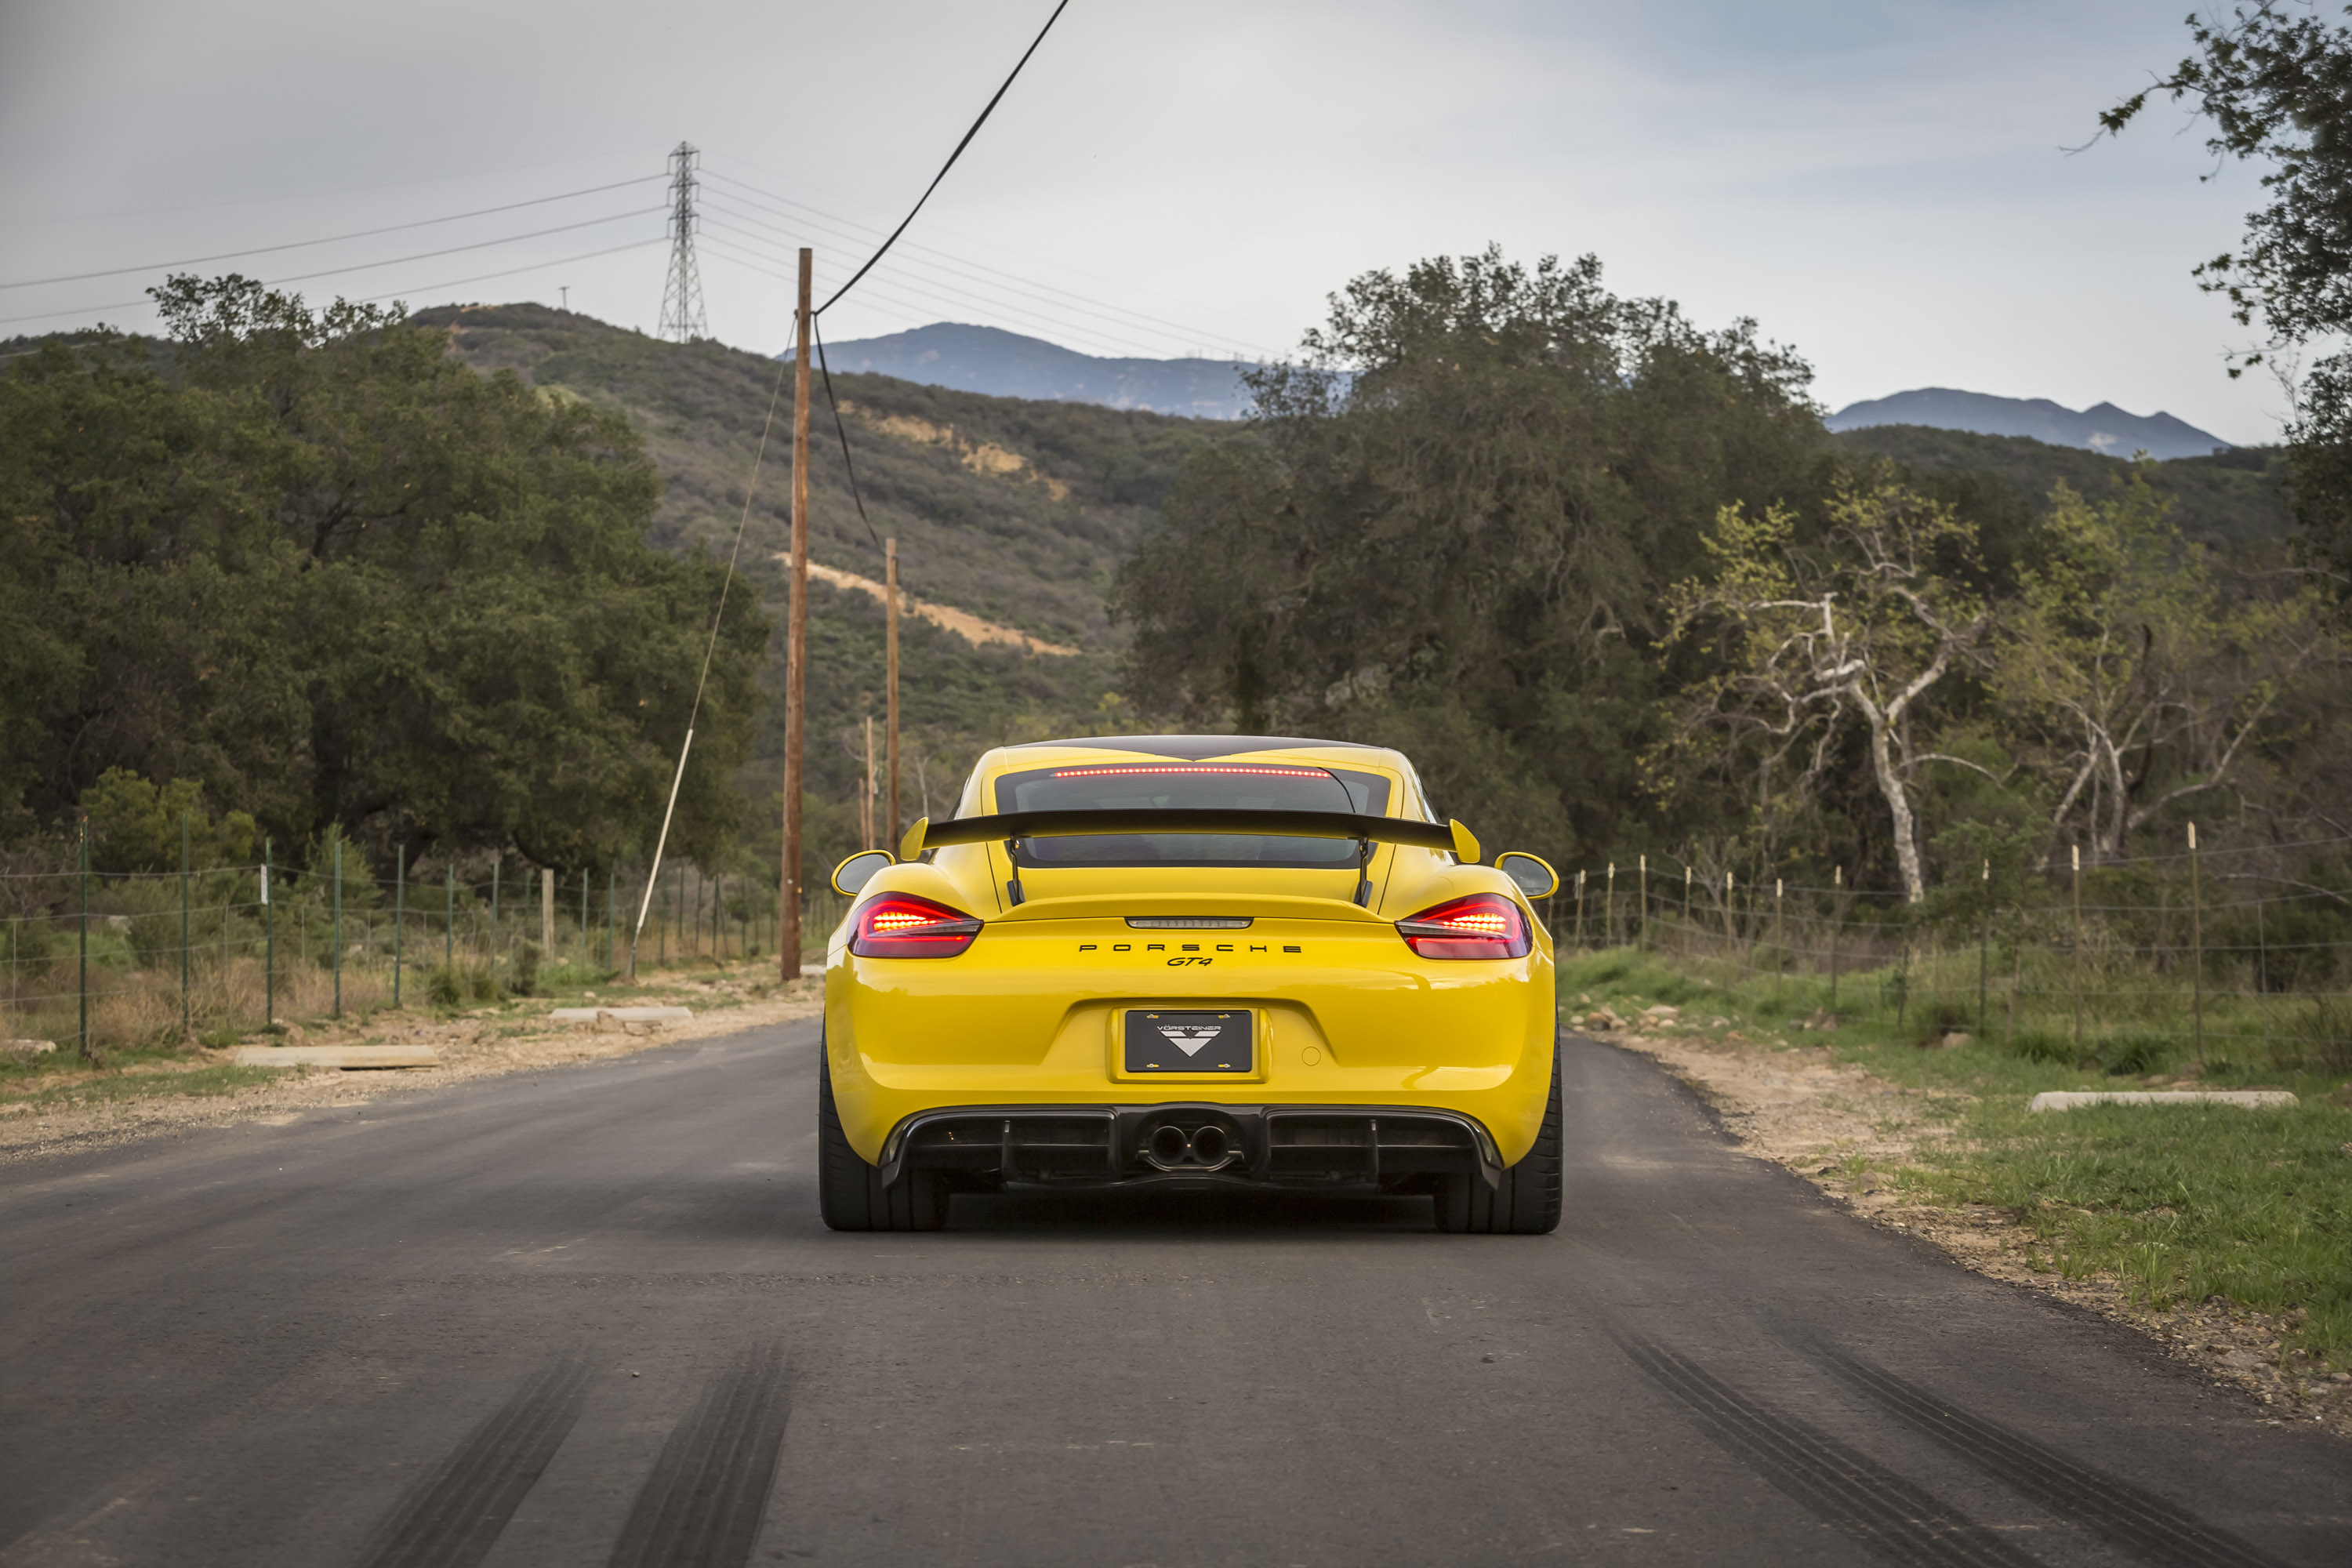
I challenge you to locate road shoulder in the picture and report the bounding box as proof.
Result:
[0,964,821,1167]
[1610,1027,2352,1440]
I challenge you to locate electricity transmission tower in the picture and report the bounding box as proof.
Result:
[657,141,706,342]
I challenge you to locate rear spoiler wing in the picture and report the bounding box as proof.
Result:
[897,809,1481,865]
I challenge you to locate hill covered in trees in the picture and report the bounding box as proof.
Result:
[1829,423,2289,550]
[420,303,1219,880]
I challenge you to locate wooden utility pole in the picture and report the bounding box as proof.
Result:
[886,535,901,851]
[782,248,811,983]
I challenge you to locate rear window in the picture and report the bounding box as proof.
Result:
[993,763,1394,868]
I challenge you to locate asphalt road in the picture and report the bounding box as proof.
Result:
[2,1022,2346,1567]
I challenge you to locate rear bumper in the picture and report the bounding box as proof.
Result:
[877,1102,1504,1192]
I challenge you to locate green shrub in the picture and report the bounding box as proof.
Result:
[426,964,501,1007]
[2008,1029,2074,1065]
[2099,1033,2172,1076]
[2270,996,2352,1075]
[510,940,541,996]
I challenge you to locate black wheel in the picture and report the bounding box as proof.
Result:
[818,1040,948,1232]
[1434,1044,1563,1235]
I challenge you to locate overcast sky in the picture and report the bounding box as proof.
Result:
[0,1,2292,445]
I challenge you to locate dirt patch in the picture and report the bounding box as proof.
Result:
[0,972,822,1167]
[1612,1028,2352,1437]
[848,405,1072,502]
[771,550,1078,657]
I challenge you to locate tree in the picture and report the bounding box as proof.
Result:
[1114,247,1826,860]
[1656,484,1993,902]
[2100,5,2352,575]
[0,276,768,873]
[78,768,257,875]
[1996,475,2323,858]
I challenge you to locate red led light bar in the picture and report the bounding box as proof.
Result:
[1396,893,1531,960]
[1049,765,1333,779]
[850,893,983,958]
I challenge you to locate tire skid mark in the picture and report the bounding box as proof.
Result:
[1614,1332,2044,1567]
[1814,1351,2292,1568]
[608,1341,791,1568]
[356,1352,592,1568]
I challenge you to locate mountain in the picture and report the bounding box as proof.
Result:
[1828,387,2229,460]
[786,322,1261,419]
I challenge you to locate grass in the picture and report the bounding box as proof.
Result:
[1559,945,2352,1367]
[0,950,792,1114]
[4,1063,284,1113]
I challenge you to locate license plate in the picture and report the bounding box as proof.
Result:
[1123,1009,1253,1073]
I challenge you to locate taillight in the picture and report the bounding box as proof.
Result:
[849,893,983,957]
[1396,892,1530,959]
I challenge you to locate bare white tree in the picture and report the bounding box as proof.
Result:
[1659,486,1993,903]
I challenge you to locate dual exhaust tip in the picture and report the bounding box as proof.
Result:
[1145,1122,1232,1171]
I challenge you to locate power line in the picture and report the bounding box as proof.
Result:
[349,236,669,307]
[699,230,1196,361]
[702,153,1290,352]
[0,234,666,331]
[702,169,1269,358]
[0,176,666,291]
[180,206,663,290]
[815,0,1072,316]
[811,315,886,557]
[701,200,1254,360]
[0,147,657,230]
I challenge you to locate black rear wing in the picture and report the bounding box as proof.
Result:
[898,808,1480,864]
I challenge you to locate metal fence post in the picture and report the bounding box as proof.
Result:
[445,863,454,972]
[2255,890,2270,1058]
[332,837,343,1019]
[181,812,192,1040]
[1829,866,1842,1015]
[2187,822,2205,1066]
[580,870,590,972]
[490,859,500,978]
[607,871,615,971]
[1774,877,1784,1002]
[394,844,405,1007]
[263,837,274,1029]
[77,815,89,1062]
[1978,858,1990,1030]
[2071,844,2084,1053]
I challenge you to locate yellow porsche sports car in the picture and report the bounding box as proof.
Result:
[817,735,1563,1234]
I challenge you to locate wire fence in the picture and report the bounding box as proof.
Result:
[1538,837,2352,1076]
[1,844,783,1062]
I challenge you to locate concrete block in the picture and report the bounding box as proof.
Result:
[230,1045,440,1069]
[2027,1089,2297,1113]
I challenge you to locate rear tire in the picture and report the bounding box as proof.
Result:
[1434,1044,1563,1235]
[818,1039,948,1232]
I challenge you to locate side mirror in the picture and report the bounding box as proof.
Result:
[831,850,894,896]
[1495,851,1559,899]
